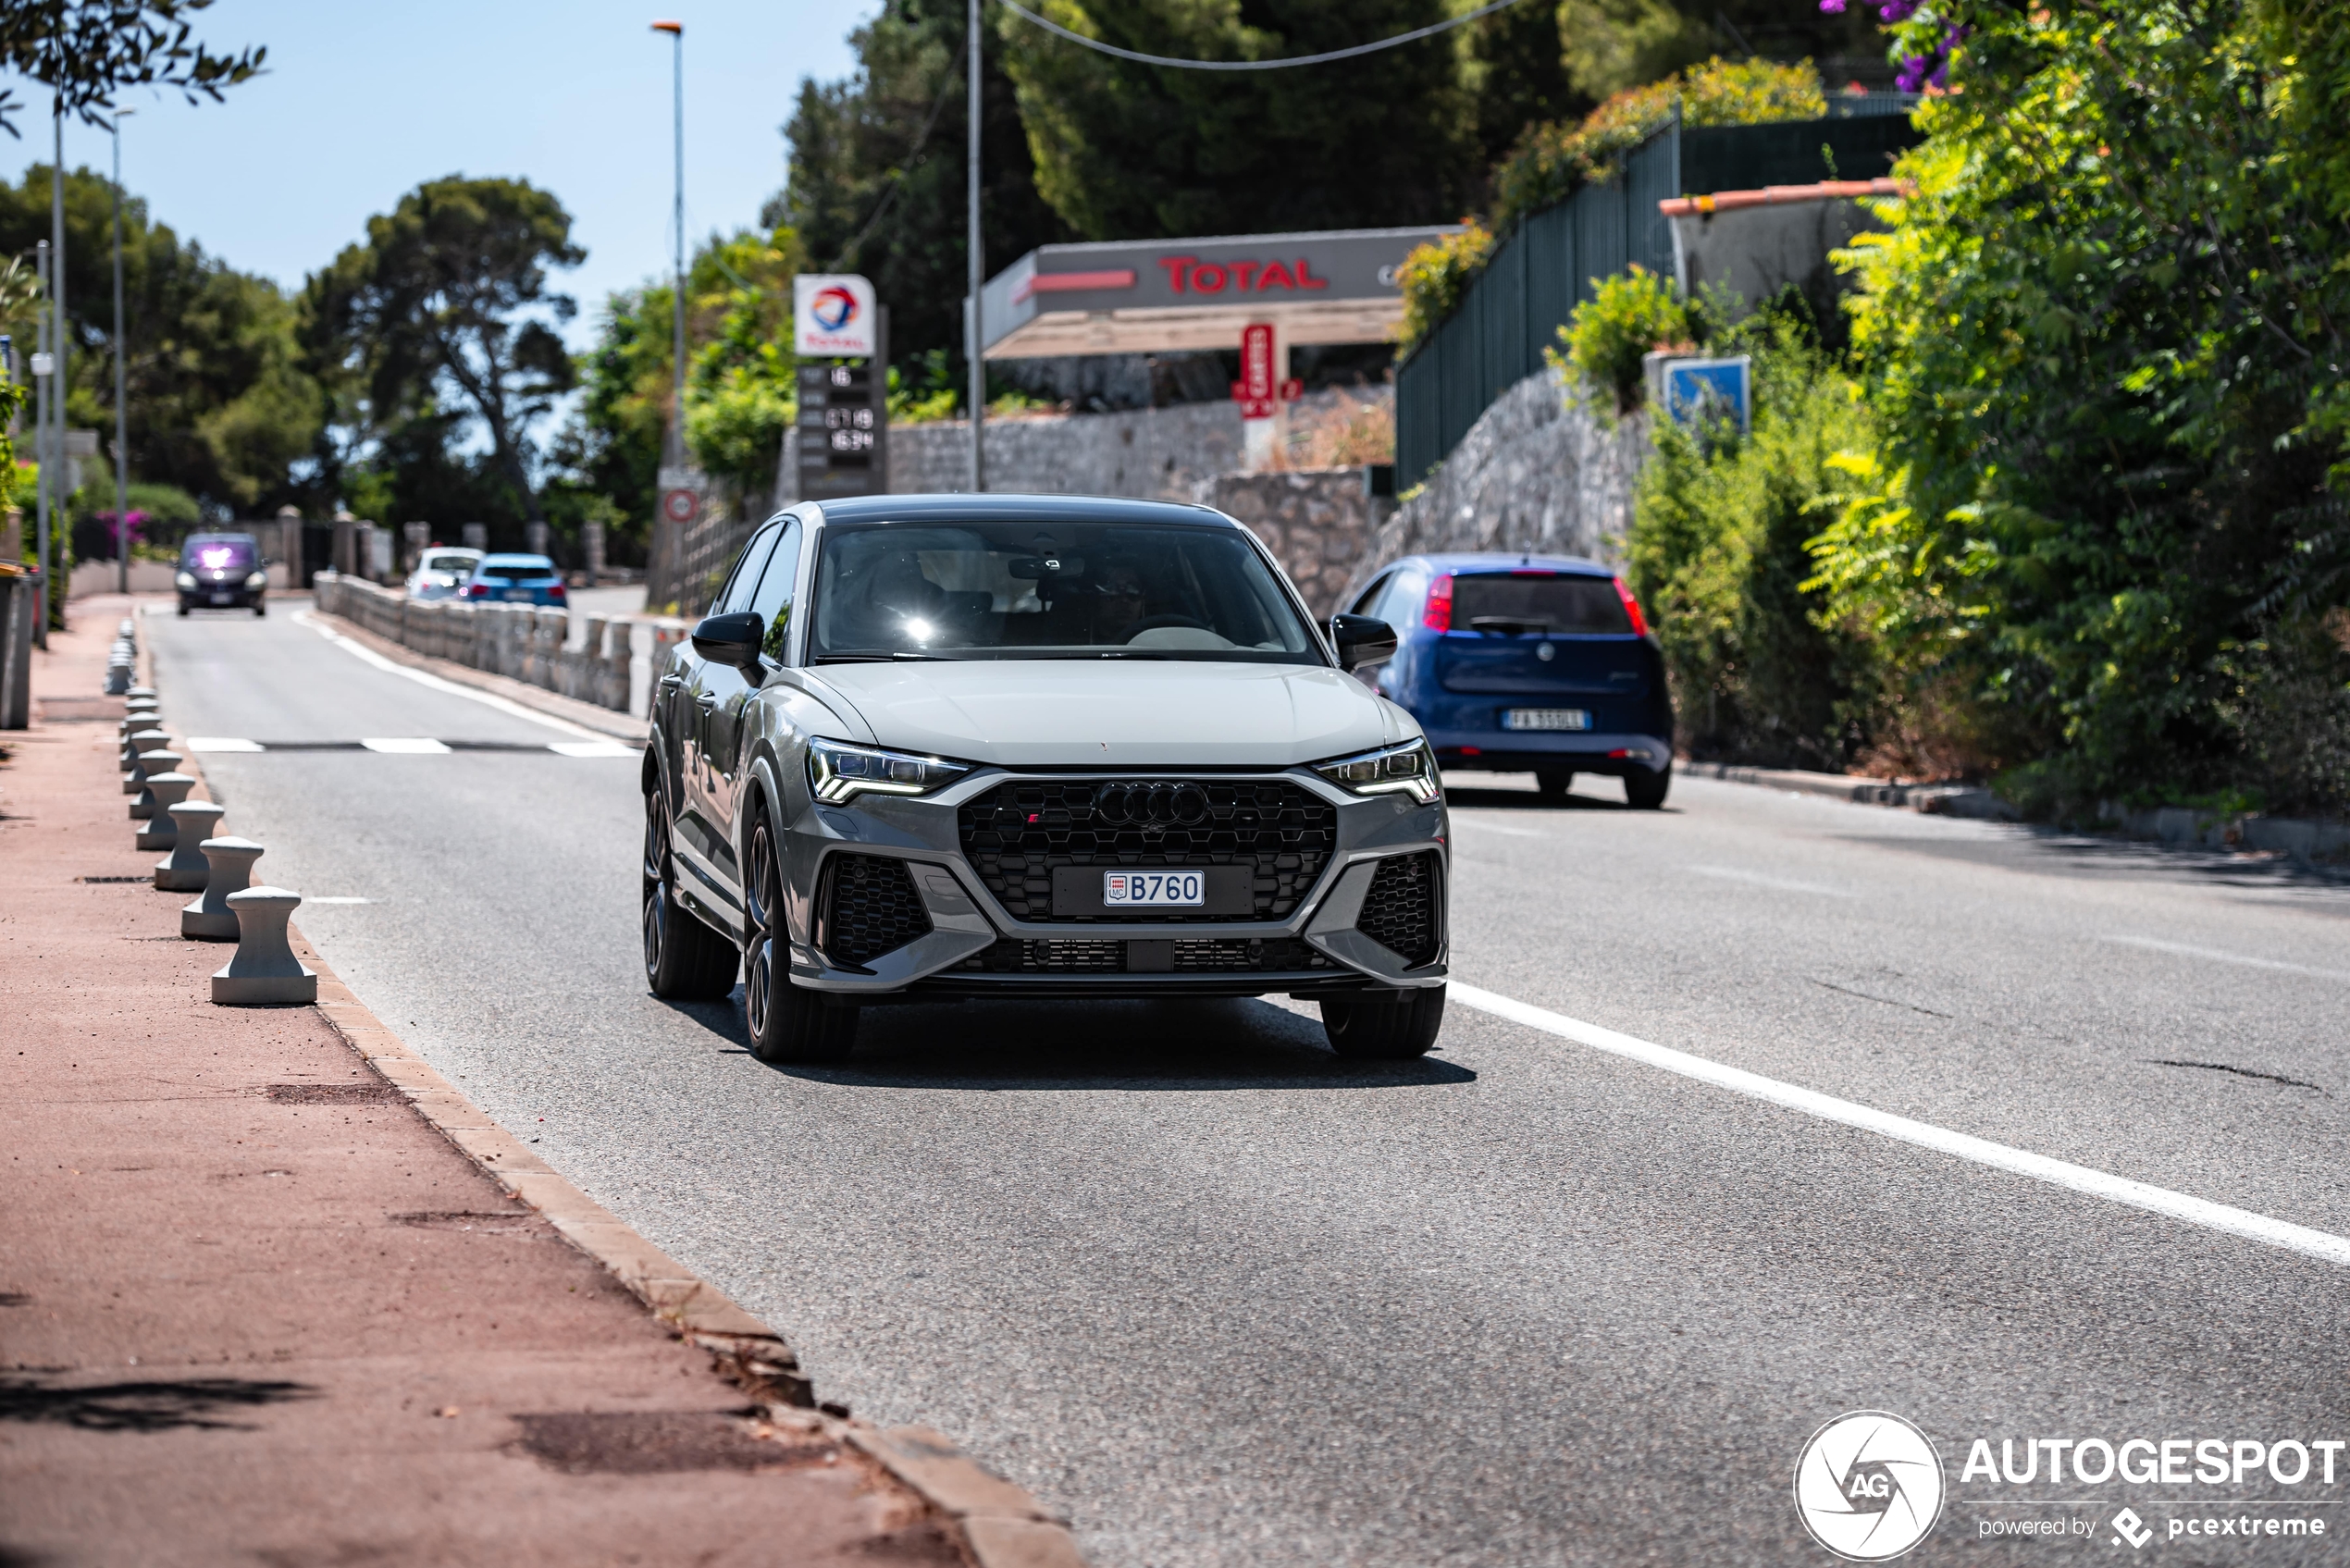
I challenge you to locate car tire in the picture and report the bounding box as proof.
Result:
[177,603,190,618]
[254,603,266,617]
[642,789,738,1001]
[1536,768,1574,797]
[1624,764,1672,810]
[1321,984,1446,1060]
[743,815,858,1064]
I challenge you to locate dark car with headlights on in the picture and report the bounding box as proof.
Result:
[641,494,1450,1065]
[175,532,268,616]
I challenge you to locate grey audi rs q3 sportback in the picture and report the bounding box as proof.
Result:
[642,494,1450,1064]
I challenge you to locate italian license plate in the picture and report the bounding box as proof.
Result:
[1503,708,1591,731]
[209,592,233,605]
[1103,870,1204,907]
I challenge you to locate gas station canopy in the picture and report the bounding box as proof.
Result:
[976,225,1466,360]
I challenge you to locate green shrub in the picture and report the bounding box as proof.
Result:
[1552,265,1691,414]
[1628,302,1879,771]
[1391,223,1493,358]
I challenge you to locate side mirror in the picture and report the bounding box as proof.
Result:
[1330,612,1398,673]
[690,610,765,670]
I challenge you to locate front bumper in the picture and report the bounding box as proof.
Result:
[774,767,1449,999]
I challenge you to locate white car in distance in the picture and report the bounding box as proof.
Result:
[404,547,485,600]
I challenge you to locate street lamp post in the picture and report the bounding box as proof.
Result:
[31,239,47,648]
[652,20,685,470]
[112,107,132,597]
[967,0,984,492]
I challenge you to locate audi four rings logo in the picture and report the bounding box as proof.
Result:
[1794,1412,1947,1561]
[1091,782,1211,827]
[810,285,860,331]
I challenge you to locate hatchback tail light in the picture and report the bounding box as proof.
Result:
[1613,576,1649,636]
[549,583,566,601]
[466,583,489,599]
[1423,573,1454,632]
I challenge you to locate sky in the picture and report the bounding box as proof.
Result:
[26,0,878,345]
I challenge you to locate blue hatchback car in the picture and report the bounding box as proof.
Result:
[464,553,568,607]
[1342,553,1676,808]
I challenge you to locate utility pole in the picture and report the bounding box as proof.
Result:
[113,108,132,597]
[967,0,984,492]
[31,240,47,648]
[41,97,67,640]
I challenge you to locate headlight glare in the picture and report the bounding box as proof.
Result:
[808,737,971,805]
[174,571,196,590]
[243,571,267,589]
[1315,740,1440,804]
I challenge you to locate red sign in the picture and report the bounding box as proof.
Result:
[1159,256,1332,294]
[661,488,701,525]
[1230,325,1305,419]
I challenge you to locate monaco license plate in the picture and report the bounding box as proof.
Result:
[1503,708,1591,731]
[1103,870,1204,907]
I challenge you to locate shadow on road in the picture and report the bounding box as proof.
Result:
[1849,825,2350,895]
[1443,784,1631,812]
[762,996,1477,1092]
[0,1376,318,1432]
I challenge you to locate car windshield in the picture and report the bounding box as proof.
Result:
[809,521,1320,663]
[1453,572,1632,634]
[183,537,256,572]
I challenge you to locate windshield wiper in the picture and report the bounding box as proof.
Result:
[812,651,949,663]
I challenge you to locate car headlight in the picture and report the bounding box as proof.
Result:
[1314,739,1441,805]
[175,571,196,590]
[808,737,971,805]
[243,571,267,589]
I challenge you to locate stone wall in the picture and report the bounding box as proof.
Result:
[776,389,1384,506]
[313,573,687,720]
[1344,365,1648,604]
[1194,470,1388,619]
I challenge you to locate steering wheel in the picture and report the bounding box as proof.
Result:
[1123,614,1212,641]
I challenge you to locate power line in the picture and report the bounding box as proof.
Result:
[996,0,1533,72]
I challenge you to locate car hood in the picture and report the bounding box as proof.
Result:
[798,660,1409,768]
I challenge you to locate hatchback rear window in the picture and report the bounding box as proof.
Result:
[423,553,477,574]
[1453,573,1631,634]
[482,562,557,582]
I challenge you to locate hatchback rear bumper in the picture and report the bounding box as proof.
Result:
[1429,732,1672,775]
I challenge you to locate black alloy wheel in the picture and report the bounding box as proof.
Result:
[642,789,737,999]
[743,816,859,1065]
[1321,983,1447,1059]
[1624,764,1672,811]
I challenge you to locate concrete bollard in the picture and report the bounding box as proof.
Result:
[210,886,317,1005]
[155,801,226,890]
[104,662,131,696]
[118,617,136,641]
[134,773,194,848]
[184,836,262,939]
[126,685,155,705]
[129,751,182,819]
[125,728,171,795]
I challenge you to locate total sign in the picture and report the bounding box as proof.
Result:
[794,274,878,358]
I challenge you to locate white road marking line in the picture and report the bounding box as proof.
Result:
[291,610,607,741]
[1450,816,1552,839]
[304,896,373,905]
[548,740,638,758]
[1688,865,1857,897]
[184,736,264,753]
[360,737,451,755]
[2098,934,2350,985]
[1446,982,2350,1270]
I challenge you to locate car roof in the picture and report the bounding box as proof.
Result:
[475,553,554,567]
[425,547,482,557]
[1389,551,1616,576]
[186,532,256,544]
[804,492,1234,529]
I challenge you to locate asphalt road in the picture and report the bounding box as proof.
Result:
[149,599,2350,1566]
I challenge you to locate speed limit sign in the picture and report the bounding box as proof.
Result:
[661,488,700,525]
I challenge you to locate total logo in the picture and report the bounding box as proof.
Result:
[1794,1412,1946,1561]
[809,285,860,332]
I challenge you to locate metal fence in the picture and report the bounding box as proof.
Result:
[1394,109,1922,484]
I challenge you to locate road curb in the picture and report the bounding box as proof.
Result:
[1684,760,2014,819]
[305,603,650,744]
[144,608,1087,1568]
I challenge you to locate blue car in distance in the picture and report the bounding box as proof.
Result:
[1342,553,1676,808]
[464,553,568,607]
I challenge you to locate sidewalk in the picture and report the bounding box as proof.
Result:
[0,606,974,1565]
